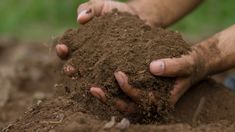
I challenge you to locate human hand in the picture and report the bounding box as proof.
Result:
[90,47,208,113]
[56,0,137,58]
[77,0,137,24]
[60,45,208,114]
[55,0,209,114]
[149,46,208,104]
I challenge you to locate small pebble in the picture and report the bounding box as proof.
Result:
[103,116,116,129]
[116,118,130,130]
[37,100,42,106]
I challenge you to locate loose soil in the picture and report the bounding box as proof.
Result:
[58,11,190,123]
[1,12,235,132]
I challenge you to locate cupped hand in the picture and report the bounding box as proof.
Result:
[58,43,208,114]
[77,0,136,24]
[87,46,208,113]
[55,0,209,114]
[56,0,137,59]
[150,46,207,104]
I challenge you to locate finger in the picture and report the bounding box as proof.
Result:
[56,44,69,59]
[101,1,136,15]
[114,99,136,113]
[114,71,160,105]
[150,55,194,77]
[77,9,94,24]
[170,78,190,105]
[114,71,142,102]
[90,87,136,113]
[77,0,104,24]
[90,87,107,102]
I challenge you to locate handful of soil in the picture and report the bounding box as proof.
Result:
[58,11,190,123]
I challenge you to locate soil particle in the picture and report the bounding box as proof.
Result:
[58,11,190,123]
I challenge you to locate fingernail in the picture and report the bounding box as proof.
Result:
[56,44,68,58]
[114,72,124,87]
[90,87,106,101]
[150,60,165,75]
[77,10,89,22]
[90,90,102,100]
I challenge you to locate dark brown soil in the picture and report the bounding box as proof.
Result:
[58,11,190,123]
[5,80,235,132]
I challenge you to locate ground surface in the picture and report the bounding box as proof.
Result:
[0,39,58,130]
[1,39,235,132]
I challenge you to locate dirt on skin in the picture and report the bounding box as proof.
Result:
[57,11,190,123]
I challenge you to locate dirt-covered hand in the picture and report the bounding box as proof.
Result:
[89,71,161,113]
[89,46,208,113]
[89,50,207,113]
[150,46,208,104]
[59,44,208,113]
[77,0,136,24]
[60,45,208,113]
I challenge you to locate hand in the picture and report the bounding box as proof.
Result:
[56,0,209,114]
[87,46,208,113]
[77,0,136,24]
[56,0,137,59]
[150,46,207,104]
[60,45,208,114]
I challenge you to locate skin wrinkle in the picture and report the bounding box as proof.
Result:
[188,46,207,86]
[176,58,193,76]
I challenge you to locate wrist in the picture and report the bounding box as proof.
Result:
[127,0,164,27]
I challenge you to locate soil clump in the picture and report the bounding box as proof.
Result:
[58,11,190,123]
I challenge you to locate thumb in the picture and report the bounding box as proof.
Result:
[77,0,104,24]
[149,56,193,77]
[77,8,94,24]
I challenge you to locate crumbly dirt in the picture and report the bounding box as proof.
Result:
[58,11,190,123]
[1,12,235,132]
[5,80,235,132]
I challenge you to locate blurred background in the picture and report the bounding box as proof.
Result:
[0,0,235,42]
